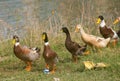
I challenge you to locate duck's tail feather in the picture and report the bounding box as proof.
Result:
[82,44,87,52]
[35,47,40,53]
[76,44,88,55]
[31,47,40,53]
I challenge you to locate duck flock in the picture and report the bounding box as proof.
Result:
[12,15,120,74]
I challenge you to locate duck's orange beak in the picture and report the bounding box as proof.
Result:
[75,27,79,32]
[113,19,119,25]
[96,18,101,24]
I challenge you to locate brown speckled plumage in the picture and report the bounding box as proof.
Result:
[13,35,40,71]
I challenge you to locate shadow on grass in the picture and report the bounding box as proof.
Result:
[59,58,72,63]
[59,56,83,63]
[74,67,108,73]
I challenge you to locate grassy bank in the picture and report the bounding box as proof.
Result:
[0,0,120,81]
[0,33,120,81]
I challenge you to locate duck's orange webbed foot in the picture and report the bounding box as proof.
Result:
[113,39,117,47]
[25,62,32,71]
[83,50,90,55]
[45,64,49,69]
[50,70,55,74]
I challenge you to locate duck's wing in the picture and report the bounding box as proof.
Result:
[72,41,81,48]
[19,46,31,54]
[22,46,40,54]
[117,30,120,37]
[89,34,105,42]
[30,47,40,53]
[107,26,115,33]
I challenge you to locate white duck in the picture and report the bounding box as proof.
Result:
[75,24,111,51]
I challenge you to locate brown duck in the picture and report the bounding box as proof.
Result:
[96,15,119,46]
[42,32,58,74]
[61,27,88,63]
[113,17,120,38]
[12,35,40,71]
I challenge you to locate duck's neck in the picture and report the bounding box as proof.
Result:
[44,42,49,46]
[15,42,20,47]
[14,42,22,54]
[100,20,106,28]
[79,27,86,36]
[44,41,50,50]
[65,32,72,42]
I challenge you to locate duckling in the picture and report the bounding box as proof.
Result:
[96,15,119,46]
[42,32,58,74]
[61,27,88,63]
[12,35,40,71]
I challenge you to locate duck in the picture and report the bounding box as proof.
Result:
[75,24,111,51]
[42,32,58,74]
[12,35,40,71]
[113,17,120,38]
[113,17,120,25]
[96,15,119,46]
[61,27,89,63]
[117,31,120,38]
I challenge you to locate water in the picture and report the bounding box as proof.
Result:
[0,0,24,25]
[39,0,57,20]
[0,0,57,39]
[0,0,25,39]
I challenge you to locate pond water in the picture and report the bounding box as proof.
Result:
[0,0,57,39]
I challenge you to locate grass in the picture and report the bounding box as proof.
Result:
[0,35,120,81]
[0,0,120,80]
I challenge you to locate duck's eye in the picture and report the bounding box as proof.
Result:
[96,18,101,24]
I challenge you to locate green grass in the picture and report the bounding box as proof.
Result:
[0,37,120,81]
